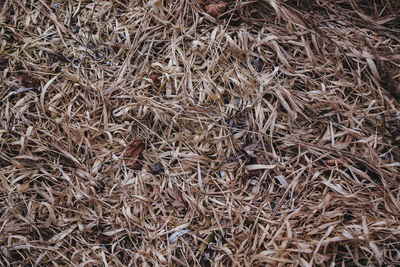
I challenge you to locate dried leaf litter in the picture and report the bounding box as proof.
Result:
[0,0,399,266]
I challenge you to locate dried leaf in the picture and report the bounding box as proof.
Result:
[149,73,161,87]
[168,229,190,243]
[16,71,38,88]
[150,162,164,174]
[326,158,349,166]
[246,164,276,170]
[205,2,227,18]
[48,51,69,64]
[167,184,186,209]
[242,156,264,179]
[125,140,145,169]
[275,175,288,189]
[59,155,79,168]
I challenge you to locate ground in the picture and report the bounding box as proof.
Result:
[0,0,400,266]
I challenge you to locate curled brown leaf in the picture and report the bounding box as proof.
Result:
[205,2,227,18]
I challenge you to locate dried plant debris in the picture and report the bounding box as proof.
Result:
[149,73,161,88]
[150,162,164,174]
[1,0,400,266]
[167,184,187,210]
[205,2,228,18]
[124,140,145,169]
[15,70,39,89]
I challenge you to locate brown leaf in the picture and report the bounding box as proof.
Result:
[167,184,186,209]
[16,71,38,88]
[205,2,227,18]
[243,156,264,179]
[149,73,161,87]
[60,155,79,168]
[326,158,349,166]
[150,163,164,174]
[125,140,145,169]
[48,51,69,64]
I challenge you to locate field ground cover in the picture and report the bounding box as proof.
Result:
[0,0,400,266]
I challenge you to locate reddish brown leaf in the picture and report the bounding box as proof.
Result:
[149,73,161,87]
[205,2,227,18]
[60,156,79,168]
[125,140,145,169]
[167,184,186,209]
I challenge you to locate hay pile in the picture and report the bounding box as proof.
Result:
[1,0,400,265]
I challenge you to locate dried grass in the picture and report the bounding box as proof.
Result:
[1,0,400,266]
